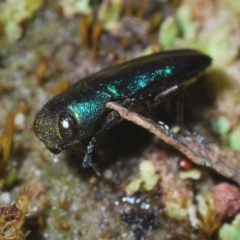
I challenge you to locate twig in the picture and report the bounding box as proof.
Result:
[106,101,240,185]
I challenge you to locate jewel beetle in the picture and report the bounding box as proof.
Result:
[34,49,211,169]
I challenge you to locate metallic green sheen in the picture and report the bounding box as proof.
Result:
[105,66,174,98]
[68,92,110,126]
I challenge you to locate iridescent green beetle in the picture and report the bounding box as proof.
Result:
[34,49,211,170]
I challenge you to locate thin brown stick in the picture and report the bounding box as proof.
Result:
[106,101,240,185]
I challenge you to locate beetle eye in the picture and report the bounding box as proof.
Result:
[58,112,77,142]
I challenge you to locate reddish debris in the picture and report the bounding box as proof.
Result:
[212,182,240,218]
[0,204,21,221]
[178,157,193,171]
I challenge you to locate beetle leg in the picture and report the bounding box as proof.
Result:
[155,84,185,126]
[175,91,185,126]
[154,84,179,102]
[138,96,158,121]
[82,110,119,174]
[82,98,137,174]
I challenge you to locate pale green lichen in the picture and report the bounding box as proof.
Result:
[219,214,240,240]
[165,199,192,219]
[179,168,201,180]
[98,0,123,30]
[0,0,43,42]
[176,5,199,43]
[158,0,240,66]
[212,116,231,135]
[196,193,213,224]
[158,16,179,49]
[125,160,159,195]
[139,160,159,191]
[196,192,221,237]
[125,178,142,195]
[228,125,240,151]
[58,0,92,17]
[202,10,240,66]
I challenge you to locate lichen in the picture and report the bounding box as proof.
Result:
[158,16,179,49]
[228,125,240,151]
[58,0,92,17]
[159,0,240,66]
[125,159,159,195]
[219,214,240,240]
[98,0,123,30]
[0,0,43,42]
[213,116,231,135]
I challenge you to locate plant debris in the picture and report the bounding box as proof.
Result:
[106,101,240,185]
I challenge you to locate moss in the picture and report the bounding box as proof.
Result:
[0,189,32,239]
